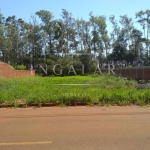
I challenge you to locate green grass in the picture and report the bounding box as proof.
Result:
[0,75,150,107]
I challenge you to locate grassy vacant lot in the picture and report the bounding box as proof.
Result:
[0,75,150,107]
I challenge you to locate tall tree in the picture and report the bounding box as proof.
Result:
[0,11,5,61]
[60,9,77,55]
[36,10,54,58]
[96,15,110,62]
[136,10,150,65]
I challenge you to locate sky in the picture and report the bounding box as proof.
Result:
[0,0,150,32]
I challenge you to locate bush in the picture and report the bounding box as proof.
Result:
[15,65,26,70]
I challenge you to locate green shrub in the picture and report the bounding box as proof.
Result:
[15,65,26,70]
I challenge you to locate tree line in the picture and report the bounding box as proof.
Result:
[0,9,150,74]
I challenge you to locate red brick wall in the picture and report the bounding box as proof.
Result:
[0,62,35,78]
[1,62,150,80]
[114,67,150,80]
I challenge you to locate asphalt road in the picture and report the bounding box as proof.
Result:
[0,106,150,150]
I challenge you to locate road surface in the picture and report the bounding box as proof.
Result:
[0,106,150,150]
